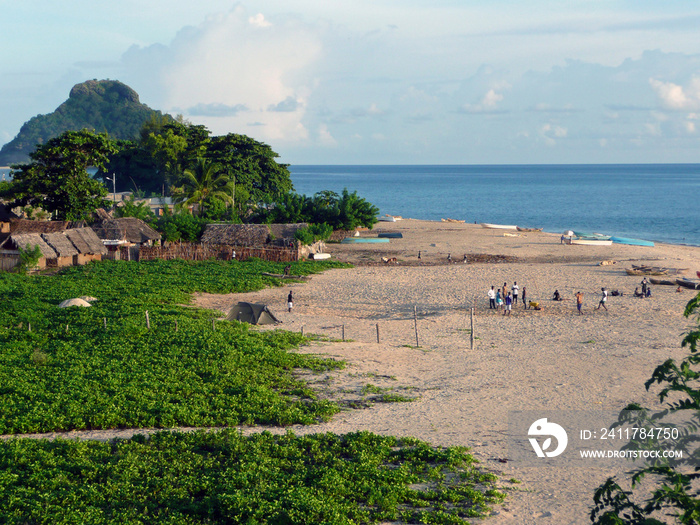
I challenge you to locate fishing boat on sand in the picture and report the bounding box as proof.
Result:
[572,231,608,238]
[649,277,677,286]
[611,236,655,247]
[570,238,613,246]
[676,278,700,290]
[480,223,517,230]
[341,237,390,244]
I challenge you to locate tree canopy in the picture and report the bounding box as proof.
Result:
[1,130,116,221]
[103,121,292,207]
[258,189,379,230]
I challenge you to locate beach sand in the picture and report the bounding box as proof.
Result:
[7,220,700,524]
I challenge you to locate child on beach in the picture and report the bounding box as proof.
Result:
[575,291,584,315]
[496,289,503,310]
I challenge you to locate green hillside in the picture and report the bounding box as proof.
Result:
[0,79,169,166]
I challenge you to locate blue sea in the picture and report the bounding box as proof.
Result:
[289,164,700,247]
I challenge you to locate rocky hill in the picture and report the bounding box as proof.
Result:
[0,80,169,166]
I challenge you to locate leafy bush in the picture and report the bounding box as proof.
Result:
[591,292,700,524]
[295,223,333,245]
[0,430,506,524]
[114,194,156,221]
[257,188,379,231]
[16,244,42,274]
[153,211,209,242]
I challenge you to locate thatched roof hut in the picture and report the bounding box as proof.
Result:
[10,219,86,234]
[42,232,80,257]
[6,233,58,258]
[200,223,308,247]
[91,217,161,245]
[269,223,308,241]
[64,228,108,255]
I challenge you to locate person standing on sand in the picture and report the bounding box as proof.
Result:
[575,291,584,315]
[522,286,527,309]
[496,289,503,310]
[503,292,512,316]
[512,282,519,305]
[287,290,293,313]
[488,286,496,309]
[595,287,608,310]
[502,282,507,304]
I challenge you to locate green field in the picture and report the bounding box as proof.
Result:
[0,259,349,433]
[0,259,508,523]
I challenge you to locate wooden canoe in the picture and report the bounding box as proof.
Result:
[649,277,678,286]
[676,278,700,290]
[480,223,517,230]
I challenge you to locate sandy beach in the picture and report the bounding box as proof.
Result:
[197,220,700,524]
[7,219,700,524]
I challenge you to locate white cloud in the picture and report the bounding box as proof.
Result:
[318,124,337,146]
[123,6,323,146]
[462,87,508,113]
[649,77,700,110]
[539,123,568,145]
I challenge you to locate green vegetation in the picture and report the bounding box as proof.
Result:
[259,189,379,231]
[1,130,116,220]
[0,258,350,434]
[590,293,700,524]
[0,258,509,523]
[176,157,234,216]
[104,121,293,209]
[294,223,333,245]
[1,80,379,234]
[0,80,168,166]
[0,430,506,524]
[16,244,42,274]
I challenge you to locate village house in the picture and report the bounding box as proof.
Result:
[0,226,107,271]
[200,223,308,248]
[91,216,162,261]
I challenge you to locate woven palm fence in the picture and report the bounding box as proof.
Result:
[139,243,299,263]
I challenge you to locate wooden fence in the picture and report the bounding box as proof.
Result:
[139,243,299,263]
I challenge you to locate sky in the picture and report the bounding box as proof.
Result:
[2,1,700,165]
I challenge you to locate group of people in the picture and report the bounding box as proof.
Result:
[488,283,616,316]
[488,281,528,316]
[633,277,653,298]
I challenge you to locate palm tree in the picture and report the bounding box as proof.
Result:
[178,158,233,216]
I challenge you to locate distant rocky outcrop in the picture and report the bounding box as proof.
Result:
[0,79,169,166]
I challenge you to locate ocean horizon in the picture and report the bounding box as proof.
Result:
[289,164,700,247]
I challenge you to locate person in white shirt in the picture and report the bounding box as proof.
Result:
[512,282,519,305]
[595,287,608,310]
[488,286,496,309]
